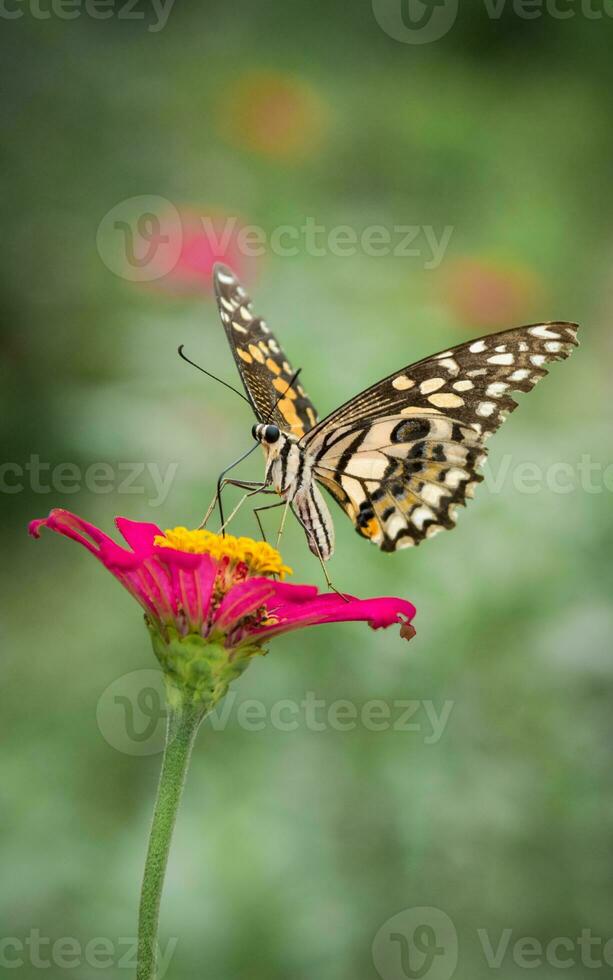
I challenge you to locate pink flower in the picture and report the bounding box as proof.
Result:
[29,510,416,701]
[145,207,259,296]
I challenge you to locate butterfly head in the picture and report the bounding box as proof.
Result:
[252,423,281,446]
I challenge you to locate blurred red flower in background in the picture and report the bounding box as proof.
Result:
[443,257,546,330]
[218,70,327,162]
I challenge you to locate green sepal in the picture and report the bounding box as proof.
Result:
[148,623,264,710]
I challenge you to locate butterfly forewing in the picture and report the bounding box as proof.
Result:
[304,322,579,550]
[213,264,318,438]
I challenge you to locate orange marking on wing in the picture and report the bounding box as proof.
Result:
[361,518,380,539]
[266,357,282,375]
[273,377,297,399]
[237,349,253,364]
[277,397,304,437]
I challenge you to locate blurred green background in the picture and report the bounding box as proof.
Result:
[3,3,613,979]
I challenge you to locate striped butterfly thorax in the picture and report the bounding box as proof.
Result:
[213,264,579,558]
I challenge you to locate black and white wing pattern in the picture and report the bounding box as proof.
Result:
[213,264,318,438]
[301,323,579,551]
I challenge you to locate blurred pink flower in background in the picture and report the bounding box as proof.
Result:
[218,70,327,162]
[146,206,259,295]
[443,257,546,330]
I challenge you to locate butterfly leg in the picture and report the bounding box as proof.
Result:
[218,485,276,536]
[312,541,350,603]
[252,499,287,544]
[200,479,268,530]
[276,498,291,550]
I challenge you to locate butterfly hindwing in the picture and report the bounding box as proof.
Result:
[213,264,318,438]
[305,322,579,550]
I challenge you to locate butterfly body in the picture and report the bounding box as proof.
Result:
[253,424,335,559]
[213,264,579,560]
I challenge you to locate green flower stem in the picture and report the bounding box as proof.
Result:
[136,684,207,980]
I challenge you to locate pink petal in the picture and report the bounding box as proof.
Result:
[251,585,416,640]
[154,545,203,570]
[115,517,162,555]
[214,578,276,631]
[29,509,134,566]
[29,510,179,625]
[158,553,217,631]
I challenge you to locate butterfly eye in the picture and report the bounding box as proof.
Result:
[265,425,280,443]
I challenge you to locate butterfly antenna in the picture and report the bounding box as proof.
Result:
[216,442,260,533]
[266,368,302,422]
[178,345,251,406]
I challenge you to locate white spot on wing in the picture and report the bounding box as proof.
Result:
[421,483,448,508]
[392,375,415,391]
[439,358,460,376]
[386,514,407,539]
[428,392,465,409]
[420,377,445,395]
[445,468,469,489]
[345,455,388,480]
[412,505,435,530]
[530,325,560,339]
[488,353,514,366]
[486,382,508,397]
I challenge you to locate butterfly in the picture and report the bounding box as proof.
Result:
[212,263,579,561]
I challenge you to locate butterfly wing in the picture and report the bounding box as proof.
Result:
[302,322,579,550]
[213,264,318,438]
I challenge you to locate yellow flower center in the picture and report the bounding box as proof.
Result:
[154,527,292,580]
